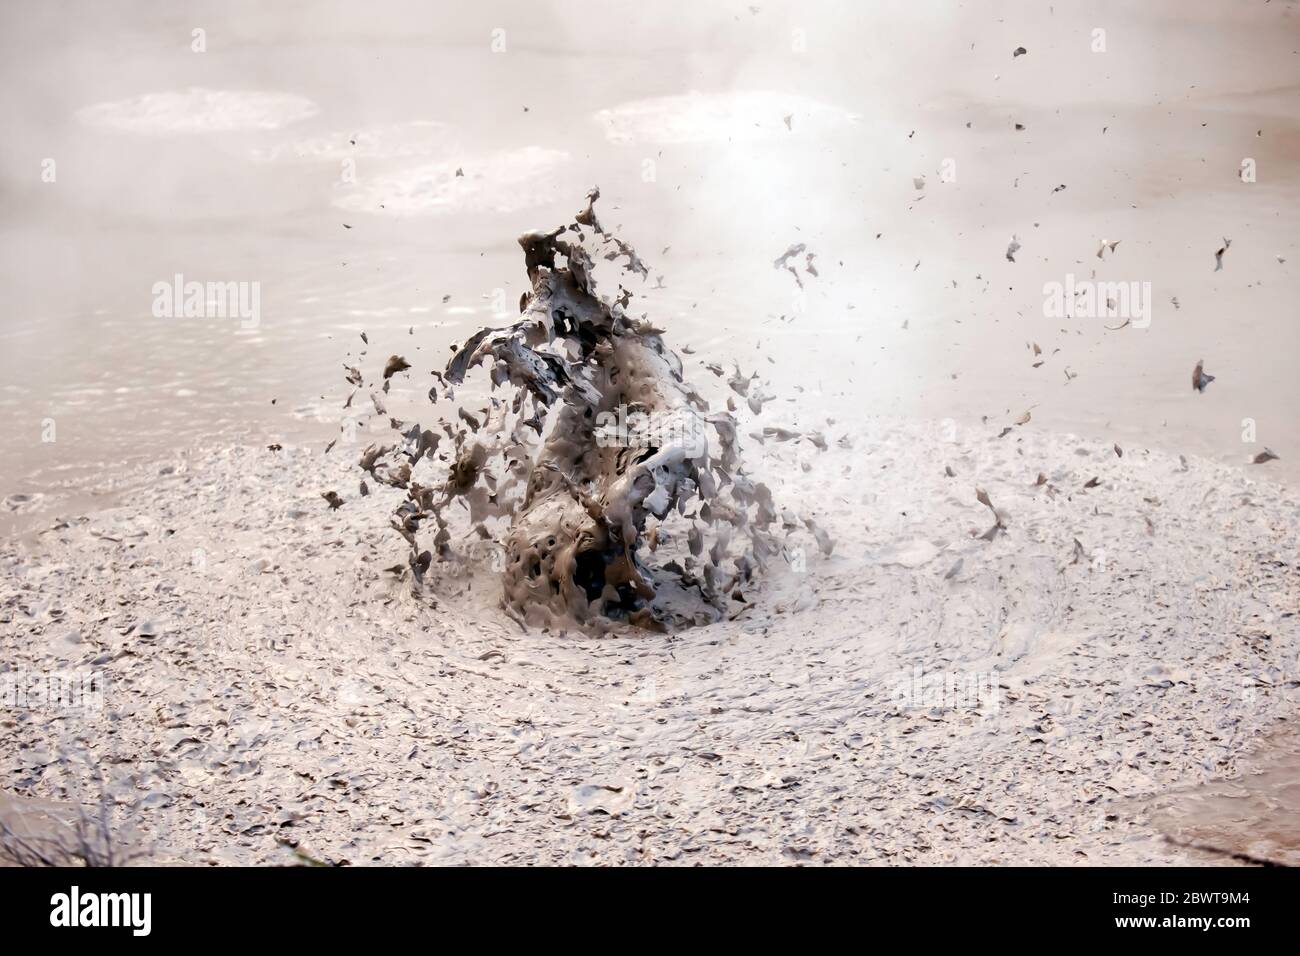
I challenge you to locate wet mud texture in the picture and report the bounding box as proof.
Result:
[359,191,824,632]
[3,423,1297,865]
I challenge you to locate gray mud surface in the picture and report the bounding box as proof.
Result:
[3,421,1296,864]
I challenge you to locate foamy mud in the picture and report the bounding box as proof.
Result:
[2,418,1296,865]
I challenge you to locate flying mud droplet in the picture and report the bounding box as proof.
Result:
[773,243,817,288]
[383,355,411,380]
[1192,360,1215,393]
[1214,238,1231,272]
[974,487,1006,540]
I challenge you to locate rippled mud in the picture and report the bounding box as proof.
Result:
[3,419,1296,865]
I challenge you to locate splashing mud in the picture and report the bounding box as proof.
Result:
[350,190,825,631]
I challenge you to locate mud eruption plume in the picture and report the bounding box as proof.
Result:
[359,189,824,631]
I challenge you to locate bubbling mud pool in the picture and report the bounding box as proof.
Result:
[4,193,1299,867]
[343,191,831,632]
